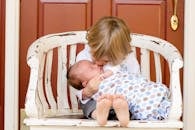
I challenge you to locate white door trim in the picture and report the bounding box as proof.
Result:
[183,1,195,130]
[4,0,195,130]
[4,0,19,130]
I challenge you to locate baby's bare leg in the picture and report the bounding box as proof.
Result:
[112,95,129,127]
[95,94,112,126]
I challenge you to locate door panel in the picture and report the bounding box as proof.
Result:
[20,0,184,110]
[113,0,165,37]
[38,0,91,36]
[92,0,112,23]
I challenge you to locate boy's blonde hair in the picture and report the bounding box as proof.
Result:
[87,16,131,65]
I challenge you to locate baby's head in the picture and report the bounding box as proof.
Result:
[67,60,103,90]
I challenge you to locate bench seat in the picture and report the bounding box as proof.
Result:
[24,31,183,130]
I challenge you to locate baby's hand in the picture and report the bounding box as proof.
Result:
[82,70,113,99]
[100,70,113,79]
[83,74,103,98]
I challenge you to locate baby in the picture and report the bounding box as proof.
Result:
[67,60,171,126]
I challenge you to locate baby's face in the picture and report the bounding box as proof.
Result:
[79,60,103,82]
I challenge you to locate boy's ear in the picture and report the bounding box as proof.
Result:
[82,81,88,88]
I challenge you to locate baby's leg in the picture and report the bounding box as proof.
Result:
[95,94,112,126]
[112,95,129,127]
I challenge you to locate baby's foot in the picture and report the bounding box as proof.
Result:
[112,95,129,127]
[96,94,112,126]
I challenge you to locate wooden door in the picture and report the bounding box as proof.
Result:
[20,0,184,109]
[0,0,5,129]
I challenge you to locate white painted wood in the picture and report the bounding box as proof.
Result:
[57,46,69,111]
[38,53,49,114]
[60,46,69,110]
[154,53,162,82]
[140,48,150,80]
[69,45,80,112]
[23,118,183,129]
[183,1,195,130]
[24,31,183,130]
[25,57,40,117]
[45,50,57,113]
[5,0,19,130]
[27,126,181,130]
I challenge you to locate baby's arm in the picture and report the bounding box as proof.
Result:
[100,70,113,79]
[82,70,113,99]
[81,74,104,99]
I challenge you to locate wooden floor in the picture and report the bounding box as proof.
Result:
[20,109,29,130]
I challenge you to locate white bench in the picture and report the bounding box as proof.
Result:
[23,31,183,130]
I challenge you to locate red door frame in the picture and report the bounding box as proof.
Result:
[0,0,5,129]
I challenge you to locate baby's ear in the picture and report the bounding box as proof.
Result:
[82,81,88,88]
